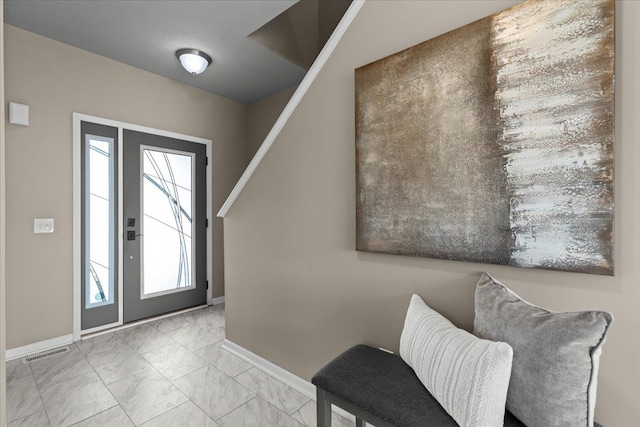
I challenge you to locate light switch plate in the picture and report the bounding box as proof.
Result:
[34,218,54,233]
[9,102,29,126]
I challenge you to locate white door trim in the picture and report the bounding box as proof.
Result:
[72,113,213,341]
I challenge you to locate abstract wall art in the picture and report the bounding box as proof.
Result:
[355,0,615,275]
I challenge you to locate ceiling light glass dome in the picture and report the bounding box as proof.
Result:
[176,49,212,75]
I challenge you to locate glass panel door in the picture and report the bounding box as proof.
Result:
[80,121,119,331]
[79,121,207,331]
[123,129,206,323]
[141,147,195,298]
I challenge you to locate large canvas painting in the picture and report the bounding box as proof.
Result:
[355,0,615,275]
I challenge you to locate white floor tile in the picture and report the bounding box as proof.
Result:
[140,343,207,381]
[40,371,117,427]
[117,325,176,354]
[150,315,189,334]
[172,366,254,420]
[76,333,128,358]
[191,311,225,331]
[7,409,50,427]
[164,324,223,351]
[140,401,218,427]
[236,368,310,415]
[6,359,33,382]
[194,342,251,377]
[107,369,188,425]
[87,343,155,385]
[6,374,44,423]
[218,397,303,427]
[30,347,93,389]
[3,309,336,427]
[70,406,134,427]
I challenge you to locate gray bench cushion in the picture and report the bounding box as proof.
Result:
[312,344,526,427]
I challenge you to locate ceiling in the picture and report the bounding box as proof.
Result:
[3,0,308,104]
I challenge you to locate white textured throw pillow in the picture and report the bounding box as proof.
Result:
[400,294,513,427]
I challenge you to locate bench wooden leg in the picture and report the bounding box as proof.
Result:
[317,388,332,427]
[356,417,365,427]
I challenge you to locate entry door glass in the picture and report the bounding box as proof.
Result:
[87,136,116,307]
[142,147,195,297]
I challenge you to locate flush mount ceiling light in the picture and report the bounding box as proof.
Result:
[176,48,212,75]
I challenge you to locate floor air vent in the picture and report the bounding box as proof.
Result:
[22,346,70,364]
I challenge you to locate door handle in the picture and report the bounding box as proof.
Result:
[127,231,144,241]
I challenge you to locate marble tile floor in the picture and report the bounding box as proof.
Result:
[5,305,355,427]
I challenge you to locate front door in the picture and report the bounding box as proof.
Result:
[122,130,207,323]
[78,117,210,335]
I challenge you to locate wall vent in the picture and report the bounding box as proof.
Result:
[22,346,70,364]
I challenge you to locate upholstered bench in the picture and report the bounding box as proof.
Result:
[312,344,602,427]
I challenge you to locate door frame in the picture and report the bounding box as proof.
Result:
[72,113,213,341]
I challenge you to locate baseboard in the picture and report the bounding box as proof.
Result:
[6,334,74,361]
[211,296,225,305]
[222,339,356,422]
[222,339,315,398]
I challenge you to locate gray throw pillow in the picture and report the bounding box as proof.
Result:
[474,273,613,427]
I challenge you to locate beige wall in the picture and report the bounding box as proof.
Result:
[4,25,248,348]
[246,86,297,162]
[223,1,640,425]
